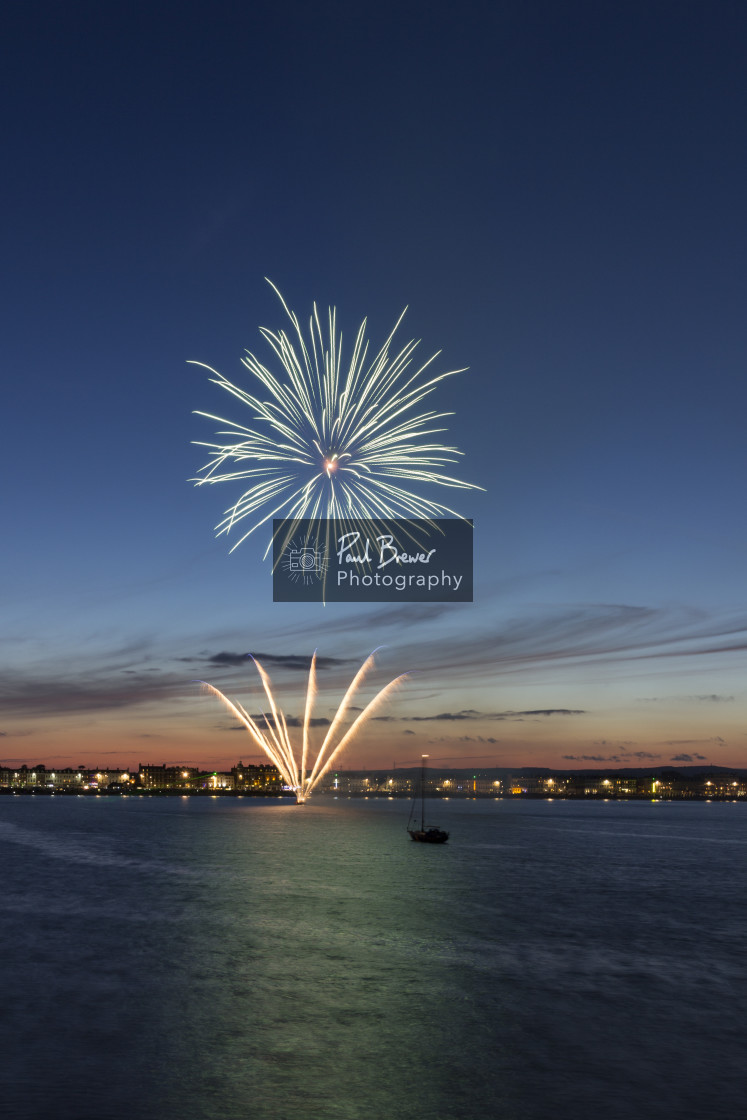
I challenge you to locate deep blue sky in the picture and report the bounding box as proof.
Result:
[2,1,746,770]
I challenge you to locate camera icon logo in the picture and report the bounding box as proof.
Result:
[282,537,328,585]
[288,547,323,573]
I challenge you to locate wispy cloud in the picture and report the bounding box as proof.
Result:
[662,737,725,746]
[592,739,638,748]
[277,603,456,638]
[221,715,331,730]
[3,601,745,728]
[0,666,191,716]
[178,651,348,671]
[375,708,584,723]
[562,750,662,763]
[638,694,735,703]
[402,751,501,760]
[0,642,349,719]
[394,604,747,682]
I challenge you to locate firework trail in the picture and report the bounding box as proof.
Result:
[191,281,480,552]
[200,651,406,803]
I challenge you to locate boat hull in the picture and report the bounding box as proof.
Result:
[408,828,449,844]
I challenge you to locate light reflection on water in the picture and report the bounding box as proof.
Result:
[0,796,744,1120]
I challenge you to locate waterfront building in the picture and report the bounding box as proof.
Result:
[137,764,199,789]
[231,762,282,791]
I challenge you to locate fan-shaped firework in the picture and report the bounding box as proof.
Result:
[201,650,406,803]
[191,281,480,552]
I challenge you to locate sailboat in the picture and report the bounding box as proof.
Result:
[407,755,449,843]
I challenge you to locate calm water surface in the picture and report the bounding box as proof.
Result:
[0,796,744,1120]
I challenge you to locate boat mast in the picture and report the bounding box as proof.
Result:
[421,754,428,830]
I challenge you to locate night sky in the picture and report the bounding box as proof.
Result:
[3,1,746,772]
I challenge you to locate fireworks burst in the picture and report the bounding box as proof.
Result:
[201,651,406,803]
[191,281,480,552]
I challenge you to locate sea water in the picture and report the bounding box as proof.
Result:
[0,796,743,1120]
